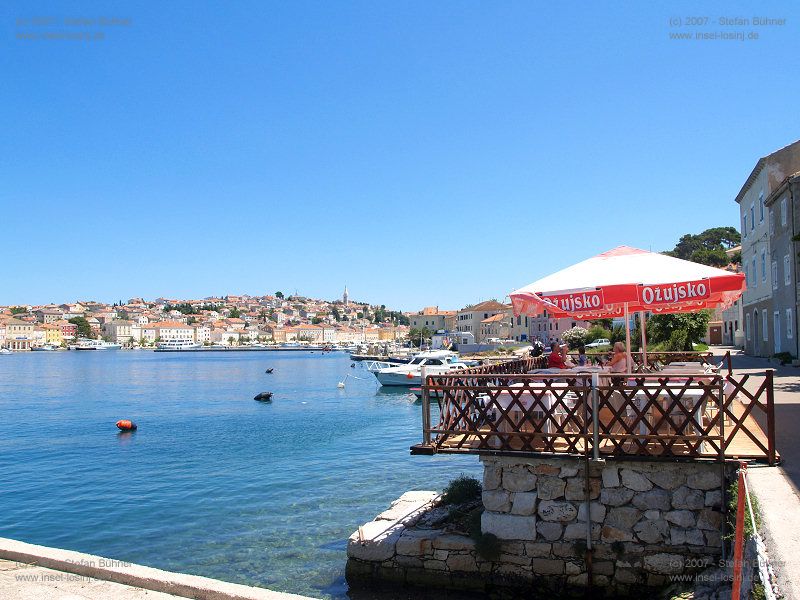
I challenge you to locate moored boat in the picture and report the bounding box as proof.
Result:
[69,338,122,351]
[372,350,469,387]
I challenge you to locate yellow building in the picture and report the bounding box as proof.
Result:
[43,323,64,346]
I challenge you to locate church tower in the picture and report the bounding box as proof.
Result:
[343,286,349,306]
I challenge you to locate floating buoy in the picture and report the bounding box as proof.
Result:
[406,373,414,379]
[337,381,346,388]
[254,392,273,402]
[350,363,355,368]
[116,420,137,431]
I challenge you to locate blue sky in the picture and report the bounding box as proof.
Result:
[2,1,799,310]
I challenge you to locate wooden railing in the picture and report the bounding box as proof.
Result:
[413,367,776,465]
[566,350,728,374]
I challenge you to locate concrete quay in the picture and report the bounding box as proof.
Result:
[0,537,316,600]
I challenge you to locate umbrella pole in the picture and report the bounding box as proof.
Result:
[624,303,631,371]
[640,311,647,370]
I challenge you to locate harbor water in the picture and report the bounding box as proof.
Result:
[0,351,480,598]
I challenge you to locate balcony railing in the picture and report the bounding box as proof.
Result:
[413,356,776,465]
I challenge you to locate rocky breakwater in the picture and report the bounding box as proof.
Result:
[346,457,734,597]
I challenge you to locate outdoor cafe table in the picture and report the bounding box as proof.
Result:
[629,380,711,448]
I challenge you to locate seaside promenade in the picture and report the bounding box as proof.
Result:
[711,346,800,600]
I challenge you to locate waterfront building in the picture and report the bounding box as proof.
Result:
[104,320,133,344]
[142,321,196,344]
[43,323,63,346]
[455,300,507,342]
[764,171,800,357]
[737,140,800,356]
[5,318,34,351]
[480,313,511,341]
[409,307,456,332]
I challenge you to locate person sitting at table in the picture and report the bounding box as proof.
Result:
[576,345,588,367]
[547,342,573,369]
[607,342,630,373]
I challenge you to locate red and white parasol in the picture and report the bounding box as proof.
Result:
[509,246,745,365]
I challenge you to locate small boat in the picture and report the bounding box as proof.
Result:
[372,351,470,387]
[254,392,273,402]
[265,368,274,374]
[0,348,12,355]
[32,344,60,352]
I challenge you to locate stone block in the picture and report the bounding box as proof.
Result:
[704,529,722,547]
[532,463,561,475]
[503,468,537,492]
[605,507,642,530]
[697,508,722,531]
[433,549,448,560]
[484,464,502,490]
[498,553,532,566]
[621,468,653,491]
[424,559,448,571]
[347,521,404,561]
[551,542,578,558]
[600,486,634,506]
[672,485,705,510]
[669,527,704,546]
[501,541,525,556]
[631,488,671,511]
[633,519,669,544]
[602,466,620,487]
[433,534,475,551]
[705,489,723,508]
[645,468,685,490]
[530,558,565,574]
[664,510,695,528]
[538,476,566,500]
[560,466,579,478]
[686,470,722,490]
[482,490,511,513]
[446,553,478,572]
[643,553,685,575]
[536,521,563,541]
[614,568,641,584]
[396,531,435,556]
[564,522,600,541]
[510,492,538,516]
[594,561,615,576]
[565,477,600,501]
[481,512,536,540]
[644,509,660,520]
[601,525,633,542]
[395,555,424,568]
[538,500,577,522]
[524,542,552,557]
[577,501,606,523]
[494,562,535,580]
[565,560,582,575]
[567,572,588,586]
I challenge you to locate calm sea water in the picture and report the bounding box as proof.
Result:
[0,350,480,598]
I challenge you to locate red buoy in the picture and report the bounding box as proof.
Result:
[116,420,137,431]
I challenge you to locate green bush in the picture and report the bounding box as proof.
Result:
[586,325,612,343]
[442,475,482,505]
[562,326,589,349]
[725,477,760,541]
[774,351,794,365]
[664,329,689,351]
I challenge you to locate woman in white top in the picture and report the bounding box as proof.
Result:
[607,342,629,373]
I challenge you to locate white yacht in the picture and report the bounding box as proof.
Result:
[155,339,202,351]
[372,350,469,387]
[69,338,122,350]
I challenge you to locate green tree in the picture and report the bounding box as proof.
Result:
[331,306,341,321]
[665,227,741,266]
[228,307,241,318]
[646,311,712,351]
[275,291,284,299]
[68,317,94,339]
[311,317,323,324]
[408,327,433,347]
[10,306,27,315]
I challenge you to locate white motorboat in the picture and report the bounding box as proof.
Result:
[69,338,122,350]
[31,344,60,351]
[155,339,202,351]
[372,350,470,387]
[0,348,11,355]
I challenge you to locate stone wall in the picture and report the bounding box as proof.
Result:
[347,457,734,597]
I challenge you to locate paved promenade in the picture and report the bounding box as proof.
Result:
[712,347,800,599]
[0,537,315,600]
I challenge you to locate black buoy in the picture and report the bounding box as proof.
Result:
[350,363,355,368]
[254,392,273,402]
[265,368,274,374]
